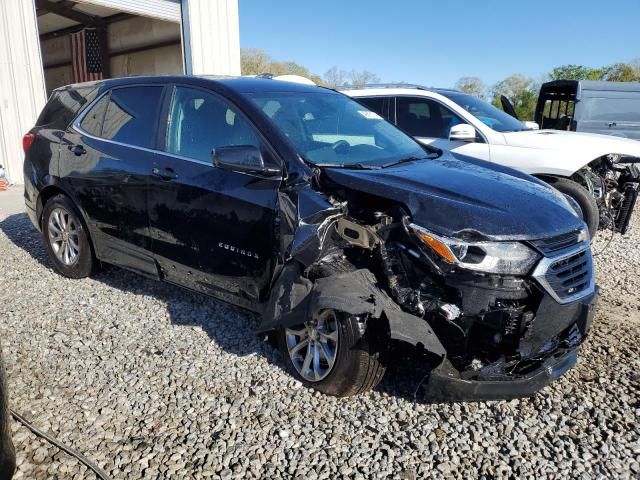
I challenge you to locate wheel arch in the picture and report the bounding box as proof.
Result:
[38,184,98,259]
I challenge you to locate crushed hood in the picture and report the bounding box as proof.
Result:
[323,153,584,241]
[503,129,640,158]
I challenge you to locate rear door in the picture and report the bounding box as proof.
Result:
[62,84,165,275]
[148,85,282,308]
[394,96,491,160]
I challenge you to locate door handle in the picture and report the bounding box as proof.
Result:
[152,167,178,181]
[68,144,86,156]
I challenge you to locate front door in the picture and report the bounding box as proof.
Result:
[394,96,491,161]
[148,85,281,309]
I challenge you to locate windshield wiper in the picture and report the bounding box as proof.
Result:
[381,155,431,168]
[313,163,382,170]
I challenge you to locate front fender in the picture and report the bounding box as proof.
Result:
[259,267,446,357]
[489,144,589,177]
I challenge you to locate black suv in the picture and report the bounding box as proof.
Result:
[23,76,598,399]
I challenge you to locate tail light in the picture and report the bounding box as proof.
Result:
[22,132,35,153]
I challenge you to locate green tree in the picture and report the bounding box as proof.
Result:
[491,74,538,120]
[601,63,640,82]
[240,48,272,75]
[454,76,486,98]
[240,48,322,84]
[548,64,605,81]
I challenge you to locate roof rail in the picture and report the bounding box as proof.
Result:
[339,83,461,94]
[340,83,430,90]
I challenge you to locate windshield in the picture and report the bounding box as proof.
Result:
[248,91,429,167]
[441,92,527,133]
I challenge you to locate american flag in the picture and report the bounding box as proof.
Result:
[71,28,104,83]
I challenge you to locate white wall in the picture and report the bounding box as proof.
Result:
[0,0,47,184]
[181,0,240,75]
[0,0,240,184]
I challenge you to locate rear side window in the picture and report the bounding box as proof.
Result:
[36,86,98,129]
[79,94,109,136]
[356,97,388,120]
[102,86,164,148]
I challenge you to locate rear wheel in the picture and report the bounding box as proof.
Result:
[42,194,96,278]
[549,177,599,237]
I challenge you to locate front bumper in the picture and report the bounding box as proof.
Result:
[422,287,598,402]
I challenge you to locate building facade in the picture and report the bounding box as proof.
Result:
[0,0,240,184]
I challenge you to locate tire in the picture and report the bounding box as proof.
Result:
[42,194,96,278]
[278,262,386,397]
[0,347,16,480]
[548,177,599,237]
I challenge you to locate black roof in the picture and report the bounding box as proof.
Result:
[62,75,329,95]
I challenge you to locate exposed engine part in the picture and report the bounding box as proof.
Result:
[575,159,640,234]
[439,303,461,321]
[335,217,382,249]
[616,183,639,234]
[575,167,604,200]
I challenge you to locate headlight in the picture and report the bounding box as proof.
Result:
[410,224,541,275]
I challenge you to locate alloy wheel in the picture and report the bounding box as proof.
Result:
[285,310,339,382]
[47,207,80,266]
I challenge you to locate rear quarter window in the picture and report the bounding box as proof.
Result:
[36,86,98,129]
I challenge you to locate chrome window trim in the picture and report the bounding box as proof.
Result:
[72,89,283,179]
[531,245,596,304]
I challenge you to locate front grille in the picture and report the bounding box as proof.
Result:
[530,229,583,256]
[532,246,594,303]
[547,250,592,298]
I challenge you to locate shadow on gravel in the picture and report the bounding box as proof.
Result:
[1,213,439,402]
[0,213,51,269]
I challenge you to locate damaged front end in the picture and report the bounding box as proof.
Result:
[577,156,640,234]
[260,176,598,401]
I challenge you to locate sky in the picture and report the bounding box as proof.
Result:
[239,0,640,87]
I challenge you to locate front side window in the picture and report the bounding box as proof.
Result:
[165,87,261,163]
[248,91,427,167]
[101,86,164,148]
[440,92,526,133]
[396,97,464,139]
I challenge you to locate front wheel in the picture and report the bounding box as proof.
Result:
[279,310,386,397]
[549,177,600,237]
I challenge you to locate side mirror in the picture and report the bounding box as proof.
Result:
[449,124,477,142]
[523,121,540,130]
[212,145,279,175]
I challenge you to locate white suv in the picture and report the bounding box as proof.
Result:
[344,85,640,236]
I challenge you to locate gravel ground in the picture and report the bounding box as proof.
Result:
[0,204,639,479]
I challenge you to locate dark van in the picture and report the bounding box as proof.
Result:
[23,75,597,399]
[535,80,640,139]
